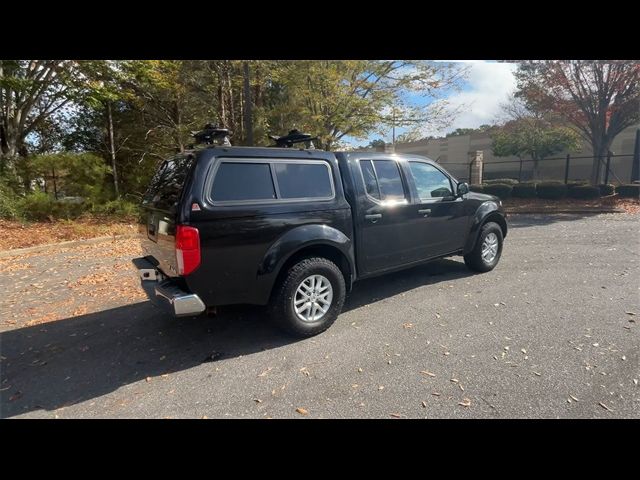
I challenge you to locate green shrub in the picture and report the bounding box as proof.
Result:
[469,184,484,193]
[483,183,513,199]
[617,184,640,198]
[18,192,86,221]
[91,199,140,218]
[483,178,519,185]
[566,180,590,189]
[0,180,21,219]
[598,184,615,196]
[568,185,600,199]
[536,181,568,200]
[512,182,537,198]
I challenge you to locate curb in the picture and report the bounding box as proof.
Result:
[0,233,137,258]
[505,208,625,215]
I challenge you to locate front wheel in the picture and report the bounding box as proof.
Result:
[270,257,346,337]
[464,222,503,272]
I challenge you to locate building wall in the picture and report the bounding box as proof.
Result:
[394,124,640,183]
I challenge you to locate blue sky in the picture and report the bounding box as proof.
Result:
[343,60,518,146]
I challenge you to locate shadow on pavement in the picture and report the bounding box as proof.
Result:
[0,258,472,418]
[507,212,607,229]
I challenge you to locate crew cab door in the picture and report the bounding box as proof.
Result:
[403,160,468,258]
[351,158,423,275]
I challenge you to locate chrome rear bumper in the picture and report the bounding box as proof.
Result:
[132,257,206,317]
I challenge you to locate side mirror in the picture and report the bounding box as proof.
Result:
[457,182,469,196]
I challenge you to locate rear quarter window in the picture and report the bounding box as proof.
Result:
[274,163,333,199]
[211,163,276,202]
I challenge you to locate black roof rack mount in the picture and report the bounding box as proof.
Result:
[269,129,317,149]
[192,123,232,147]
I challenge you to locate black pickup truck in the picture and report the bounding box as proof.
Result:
[134,145,507,337]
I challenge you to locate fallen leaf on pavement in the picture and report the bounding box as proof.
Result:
[420,370,436,377]
[432,392,441,396]
[378,386,385,391]
[254,398,262,403]
[521,348,527,354]
[296,407,308,416]
[402,322,413,329]
[9,391,23,402]
[598,402,613,412]
[458,398,471,407]
[421,401,427,408]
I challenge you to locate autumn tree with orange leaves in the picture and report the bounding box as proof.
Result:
[514,61,640,184]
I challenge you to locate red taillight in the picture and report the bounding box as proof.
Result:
[176,225,200,276]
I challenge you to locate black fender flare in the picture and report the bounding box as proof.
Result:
[463,201,507,255]
[258,224,355,280]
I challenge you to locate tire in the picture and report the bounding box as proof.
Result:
[464,222,503,273]
[270,257,346,337]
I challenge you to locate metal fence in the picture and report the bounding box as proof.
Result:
[445,153,636,185]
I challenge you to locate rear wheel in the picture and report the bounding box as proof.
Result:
[270,257,346,337]
[464,222,503,272]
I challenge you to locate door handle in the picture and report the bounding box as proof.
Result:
[365,213,382,223]
[418,209,431,217]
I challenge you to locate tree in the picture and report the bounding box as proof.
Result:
[515,61,640,184]
[395,131,424,143]
[446,125,493,137]
[368,139,386,148]
[0,60,81,186]
[492,117,580,180]
[267,61,466,150]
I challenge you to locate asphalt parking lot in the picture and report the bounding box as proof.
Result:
[1,213,638,418]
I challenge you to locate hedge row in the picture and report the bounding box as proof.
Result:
[618,184,640,198]
[470,181,639,200]
[0,190,140,221]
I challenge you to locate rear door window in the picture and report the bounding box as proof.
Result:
[358,159,407,202]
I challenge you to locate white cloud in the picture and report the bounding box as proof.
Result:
[425,61,518,136]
